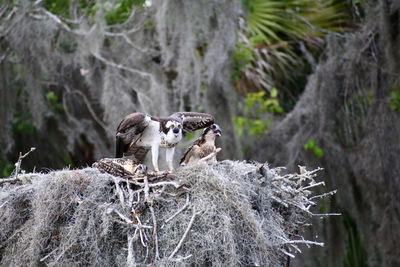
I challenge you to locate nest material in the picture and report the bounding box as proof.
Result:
[0,160,333,266]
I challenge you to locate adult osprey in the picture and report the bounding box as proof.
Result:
[180,124,222,166]
[115,112,214,171]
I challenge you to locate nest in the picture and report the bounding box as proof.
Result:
[0,160,334,266]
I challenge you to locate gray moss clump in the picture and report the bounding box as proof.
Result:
[0,161,330,266]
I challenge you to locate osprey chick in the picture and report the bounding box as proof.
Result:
[180,124,222,166]
[116,112,214,171]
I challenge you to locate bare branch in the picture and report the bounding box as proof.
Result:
[199,148,222,163]
[13,147,36,179]
[127,234,137,267]
[112,177,125,207]
[301,181,325,190]
[168,207,199,259]
[163,194,190,227]
[309,190,337,200]
[91,51,152,79]
[107,208,152,229]
[0,178,19,184]
[0,200,9,209]
[149,206,159,260]
[64,89,108,131]
[40,8,85,35]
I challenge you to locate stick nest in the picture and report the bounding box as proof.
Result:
[0,160,333,266]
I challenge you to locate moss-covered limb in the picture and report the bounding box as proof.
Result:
[0,161,334,266]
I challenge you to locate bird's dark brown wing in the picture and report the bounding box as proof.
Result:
[126,146,150,163]
[115,112,149,157]
[179,134,204,165]
[170,112,214,133]
[117,112,147,134]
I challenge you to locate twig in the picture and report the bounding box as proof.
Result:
[280,249,295,258]
[0,200,9,209]
[64,89,108,131]
[127,234,137,267]
[285,240,324,247]
[168,207,199,259]
[301,181,325,190]
[0,177,19,184]
[144,176,150,204]
[149,206,159,260]
[313,213,341,216]
[149,181,180,188]
[104,31,149,54]
[126,177,135,206]
[139,227,147,247]
[199,148,221,162]
[112,177,125,206]
[163,194,190,227]
[169,254,193,262]
[91,51,152,79]
[107,208,152,229]
[309,190,337,200]
[40,8,85,35]
[13,147,36,179]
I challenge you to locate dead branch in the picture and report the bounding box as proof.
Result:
[0,177,19,184]
[112,177,125,206]
[149,206,159,260]
[199,147,222,163]
[163,194,190,227]
[0,200,9,209]
[168,207,199,259]
[309,190,337,200]
[91,51,152,79]
[40,8,85,35]
[107,208,152,229]
[13,147,36,179]
[127,234,137,267]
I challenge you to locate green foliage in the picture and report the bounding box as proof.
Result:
[46,91,64,113]
[343,212,369,267]
[234,90,283,138]
[43,0,145,25]
[232,42,256,82]
[244,89,284,114]
[234,116,267,137]
[59,40,77,53]
[389,83,400,111]
[64,153,75,168]
[43,0,71,18]
[12,113,37,134]
[245,0,349,43]
[317,198,329,214]
[303,138,324,158]
[103,0,137,25]
[0,156,13,178]
[183,131,196,141]
[235,0,351,101]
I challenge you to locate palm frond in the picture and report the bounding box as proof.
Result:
[236,0,351,95]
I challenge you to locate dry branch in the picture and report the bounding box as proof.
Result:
[168,207,199,259]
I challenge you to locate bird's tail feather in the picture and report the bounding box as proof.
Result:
[115,138,126,158]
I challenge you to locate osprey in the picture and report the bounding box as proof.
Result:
[180,124,222,166]
[115,112,214,171]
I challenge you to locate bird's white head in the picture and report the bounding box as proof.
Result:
[165,120,183,143]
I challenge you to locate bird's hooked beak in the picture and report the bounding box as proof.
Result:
[211,124,222,137]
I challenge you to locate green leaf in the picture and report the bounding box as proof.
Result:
[46,91,58,105]
[270,88,278,98]
[304,138,324,158]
